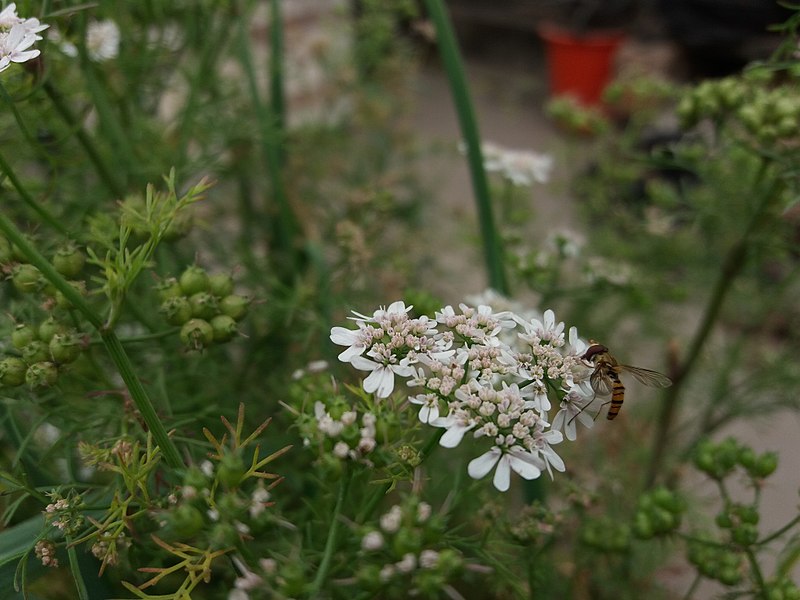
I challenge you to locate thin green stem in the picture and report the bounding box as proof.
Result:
[0,150,68,235]
[65,535,89,600]
[269,0,286,157]
[423,0,508,294]
[89,328,179,347]
[309,467,352,596]
[681,573,702,600]
[744,547,768,599]
[645,162,779,488]
[0,212,183,469]
[236,9,299,280]
[758,514,800,546]
[41,80,125,199]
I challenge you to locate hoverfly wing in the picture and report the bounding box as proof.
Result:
[589,368,614,396]
[619,365,673,388]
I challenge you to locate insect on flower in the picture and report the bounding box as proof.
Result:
[581,340,672,420]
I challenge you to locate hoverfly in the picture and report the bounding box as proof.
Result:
[582,341,672,420]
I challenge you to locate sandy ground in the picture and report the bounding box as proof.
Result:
[407,39,800,592]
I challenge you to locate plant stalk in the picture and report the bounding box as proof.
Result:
[423,0,508,295]
[309,467,352,596]
[645,164,780,488]
[0,150,68,235]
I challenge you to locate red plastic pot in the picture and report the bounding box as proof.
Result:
[538,25,625,106]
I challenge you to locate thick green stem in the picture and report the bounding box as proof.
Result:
[0,212,183,469]
[423,0,508,294]
[645,164,779,488]
[269,0,286,155]
[309,468,352,596]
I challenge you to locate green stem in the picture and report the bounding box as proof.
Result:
[681,573,702,600]
[309,467,352,596]
[645,162,779,488]
[758,514,800,546]
[0,212,183,469]
[0,150,68,235]
[423,0,508,294]
[236,9,298,279]
[269,0,286,156]
[744,547,768,600]
[89,328,180,346]
[41,81,125,199]
[65,535,89,600]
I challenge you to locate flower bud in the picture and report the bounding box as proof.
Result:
[25,361,58,388]
[0,357,27,387]
[179,265,209,296]
[49,332,83,364]
[11,324,36,349]
[180,319,213,349]
[38,317,68,343]
[22,341,50,364]
[210,314,238,343]
[168,504,205,538]
[189,292,219,320]
[219,294,251,321]
[160,296,193,326]
[216,451,246,489]
[11,264,42,294]
[208,272,234,297]
[52,245,85,278]
[156,277,183,302]
[753,452,778,478]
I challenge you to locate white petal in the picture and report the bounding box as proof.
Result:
[439,424,469,448]
[329,326,358,346]
[492,455,511,491]
[508,452,542,480]
[468,447,501,480]
[363,367,394,398]
[386,301,409,315]
[351,355,379,372]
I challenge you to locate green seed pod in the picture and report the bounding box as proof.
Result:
[25,361,58,388]
[180,318,213,349]
[731,523,758,546]
[160,296,193,326]
[737,447,757,470]
[633,513,654,539]
[156,277,183,302]
[189,292,219,320]
[208,523,238,549]
[718,566,742,586]
[210,314,237,343]
[11,264,42,294]
[216,452,246,489]
[753,452,778,478]
[0,357,27,387]
[38,316,68,343]
[52,244,85,278]
[219,294,250,321]
[208,272,234,297]
[216,491,246,520]
[179,265,209,296]
[715,511,733,529]
[49,332,83,364]
[9,234,35,263]
[11,324,36,349]
[22,341,50,364]
[182,466,208,489]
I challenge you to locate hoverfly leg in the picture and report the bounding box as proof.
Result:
[567,394,597,426]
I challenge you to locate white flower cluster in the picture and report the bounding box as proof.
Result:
[34,540,58,568]
[459,141,553,187]
[360,501,443,583]
[0,3,47,73]
[50,19,120,62]
[331,301,596,491]
[312,401,377,463]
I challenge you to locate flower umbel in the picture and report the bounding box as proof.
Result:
[332,300,594,491]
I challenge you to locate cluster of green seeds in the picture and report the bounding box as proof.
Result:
[0,236,88,389]
[157,265,250,351]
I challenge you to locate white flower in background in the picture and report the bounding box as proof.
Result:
[85,19,119,62]
[460,140,554,187]
[361,530,384,551]
[380,505,402,533]
[419,549,439,569]
[0,4,48,74]
[395,553,417,573]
